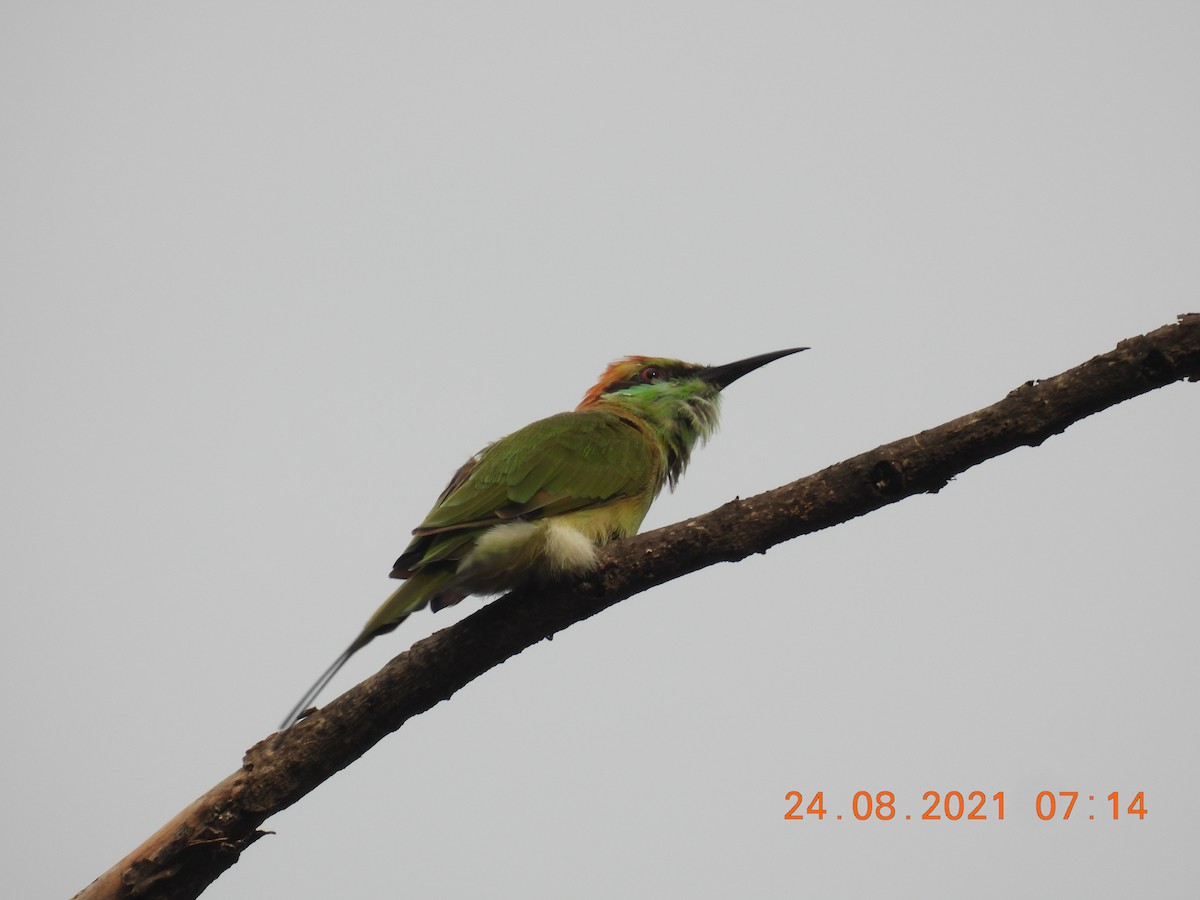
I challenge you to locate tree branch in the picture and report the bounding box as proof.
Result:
[74,314,1200,900]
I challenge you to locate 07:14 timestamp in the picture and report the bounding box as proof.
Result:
[784,790,1148,822]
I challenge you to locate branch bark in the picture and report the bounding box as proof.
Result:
[75,315,1200,900]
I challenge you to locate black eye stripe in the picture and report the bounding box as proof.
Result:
[603,365,684,394]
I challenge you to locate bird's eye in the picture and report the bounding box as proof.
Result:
[639,367,662,383]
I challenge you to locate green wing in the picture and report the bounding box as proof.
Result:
[391,409,656,577]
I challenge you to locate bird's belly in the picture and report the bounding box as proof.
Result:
[455,518,600,594]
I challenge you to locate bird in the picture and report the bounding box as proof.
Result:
[279,347,807,730]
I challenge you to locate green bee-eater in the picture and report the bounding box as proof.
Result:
[280,347,806,729]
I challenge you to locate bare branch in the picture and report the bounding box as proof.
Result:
[74,315,1200,900]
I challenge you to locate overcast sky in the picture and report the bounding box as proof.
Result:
[3,3,1198,898]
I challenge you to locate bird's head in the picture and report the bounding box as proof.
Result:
[576,348,807,487]
[576,348,808,411]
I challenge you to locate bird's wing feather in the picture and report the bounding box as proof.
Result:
[392,410,656,575]
[421,410,653,530]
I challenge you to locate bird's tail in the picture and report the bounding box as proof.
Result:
[359,567,458,640]
[278,568,457,731]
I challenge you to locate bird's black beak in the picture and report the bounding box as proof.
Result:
[699,347,808,390]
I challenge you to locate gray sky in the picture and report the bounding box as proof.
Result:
[3,3,1198,898]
